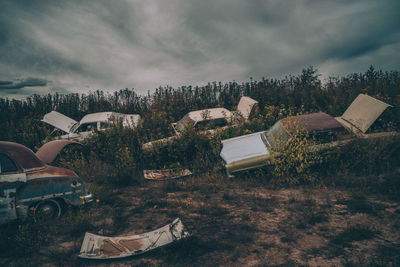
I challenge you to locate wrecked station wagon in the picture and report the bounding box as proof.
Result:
[142,96,258,151]
[42,111,141,142]
[0,140,92,224]
[220,94,396,175]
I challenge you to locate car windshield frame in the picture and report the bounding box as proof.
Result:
[264,120,291,150]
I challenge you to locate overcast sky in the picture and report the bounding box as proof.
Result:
[1,0,399,98]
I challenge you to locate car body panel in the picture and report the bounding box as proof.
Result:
[236,96,258,120]
[42,111,141,142]
[42,111,78,134]
[220,131,270,165]
[36,140,81,164]
[340,94,391,134]
[78,218,190,259]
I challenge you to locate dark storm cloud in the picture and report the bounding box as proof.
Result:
[0,0,399,99]
[0,78,47,90]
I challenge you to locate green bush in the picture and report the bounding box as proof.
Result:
[270,123,324,185]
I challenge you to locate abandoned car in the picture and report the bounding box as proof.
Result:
[0,140,92,224]
[42,111,141,142]
[220,94,394,175]
[142,96,258,151]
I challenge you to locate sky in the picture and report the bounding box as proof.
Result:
[0,0,399,99]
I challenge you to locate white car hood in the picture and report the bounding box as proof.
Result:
[220,131,270,164]
[41,111,78,133]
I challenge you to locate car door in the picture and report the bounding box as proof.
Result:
[0,153,27,224]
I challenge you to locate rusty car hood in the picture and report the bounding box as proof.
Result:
[36,140,81,164]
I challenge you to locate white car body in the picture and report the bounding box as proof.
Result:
[142,96,258,151]
[42,111,141,142]
[220,94,394,174]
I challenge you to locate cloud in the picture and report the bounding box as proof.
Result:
[0,0,399,98]
[0,78,47,90]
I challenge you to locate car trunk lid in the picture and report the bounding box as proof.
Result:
[236,96,258,120]
[339,94,391,134]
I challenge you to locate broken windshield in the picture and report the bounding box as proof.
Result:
[264,121,291,150]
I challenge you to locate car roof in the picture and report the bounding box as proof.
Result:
[281,112,346,133]
[80,112,116,124]
[186,108,232,122]
[0,141,45,169]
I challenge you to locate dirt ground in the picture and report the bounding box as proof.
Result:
[2,174,400,266]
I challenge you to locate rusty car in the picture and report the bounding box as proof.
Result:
[42,111,141,142]
[220,94,395,175]
[0,140,92,224]
[142,96,258,151]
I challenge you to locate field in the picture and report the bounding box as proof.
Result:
[1,171,400,266]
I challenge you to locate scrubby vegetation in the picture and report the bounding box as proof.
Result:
[1,65,399,185]
[1,66,400,265]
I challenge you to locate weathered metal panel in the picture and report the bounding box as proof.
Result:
[26,165,77,180]
[236,96,258,120]
[35,140,81,164]
[78,218,190,259]
[144,168,192,180]
[16,175,85,207]
[220,131,270,165]
[341,94,391,133]
[282,112,346,133]
[0,142,45,170]
[42,111,78,133]
[187,108,232,122]
[79,112,113,124]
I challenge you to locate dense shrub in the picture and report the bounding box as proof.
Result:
[1,66,399,185]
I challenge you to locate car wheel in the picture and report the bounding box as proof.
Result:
[34,199,62,221]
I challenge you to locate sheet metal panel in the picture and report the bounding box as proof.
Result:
[236,96,258,120]
[41,111,78,133]
[78,218,190,259]
[341,94,391,133]
[220,131,269,164]
[35,140,81,164]
[0,142,45,170]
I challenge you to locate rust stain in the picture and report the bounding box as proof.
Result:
[27,165,77,180]
[0,141,44,169]
[118,239,144,251]
[100,239,126,256]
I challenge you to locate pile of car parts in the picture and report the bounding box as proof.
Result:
[78,218,190,259]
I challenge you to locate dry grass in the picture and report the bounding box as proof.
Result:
[1,173,400,266]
